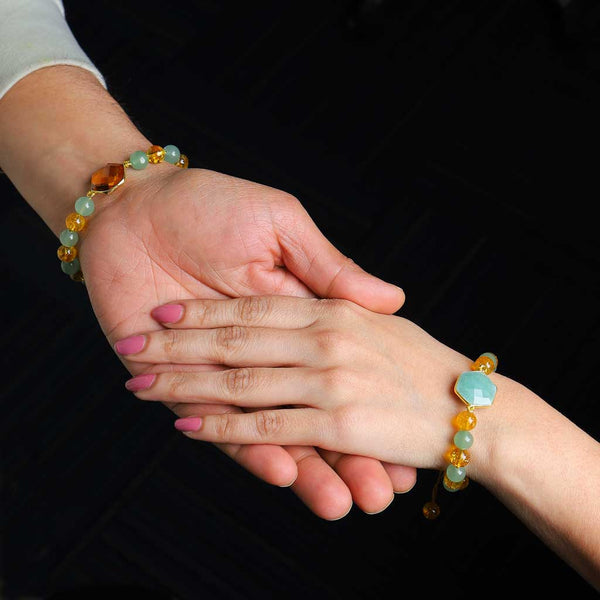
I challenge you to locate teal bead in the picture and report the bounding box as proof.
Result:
[74,196,95,216]
[454,429,474,449]
[61,258,80,275]
[163,144,181,164]
[59,229,79,247]
[454,370,497,407]
[130,150,149,170]
[446,464,466,483]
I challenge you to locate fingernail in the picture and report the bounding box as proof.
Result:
[125,373,156,392]
[151,303,183,323]
[174,417,203,432]
[114,335,146,355]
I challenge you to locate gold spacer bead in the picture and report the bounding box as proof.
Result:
[123,159,133,169]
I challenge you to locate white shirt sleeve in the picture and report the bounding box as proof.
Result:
[0,0,107,100]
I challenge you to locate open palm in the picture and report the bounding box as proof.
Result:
[79,165,416,518]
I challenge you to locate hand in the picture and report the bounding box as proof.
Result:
[80,165,416,517]
[117,295,477,474]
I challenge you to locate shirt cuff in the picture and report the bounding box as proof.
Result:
[0,0,107,101]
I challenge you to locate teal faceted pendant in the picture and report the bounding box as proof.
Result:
[454,371,497,407]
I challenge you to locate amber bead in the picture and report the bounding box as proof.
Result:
[422,501,441,520]
[447,446,470,467]
[176,154,189,169]
[57,245,78,262]
[147,145,165,164]
[65,212,87,232]
[471,353,497,375]
[443,473,469,492]
[454,410,477,431]
[70,271,85,283]
[90,163,125,193]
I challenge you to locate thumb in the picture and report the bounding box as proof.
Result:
[276,204,405,314]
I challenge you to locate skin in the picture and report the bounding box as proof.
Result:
[120,295,600,589]
[0,65,417,520]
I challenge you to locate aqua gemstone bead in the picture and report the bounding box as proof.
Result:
[130,150,149,170]
[446,464,466,482]
[61,258,80,275]
[59,229,79,247]
[454,370,497,407]
[75,196,95,216]
[163,144,181,164]
[454,430,474,450]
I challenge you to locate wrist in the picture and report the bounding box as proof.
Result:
[0,65,151,236]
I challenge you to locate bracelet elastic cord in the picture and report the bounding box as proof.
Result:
[57,144,189,283]
[423,352,498,520]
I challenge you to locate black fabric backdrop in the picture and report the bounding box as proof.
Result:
[2,1,599,598]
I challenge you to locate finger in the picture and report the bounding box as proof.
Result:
[174,408,327,447]
[150,295,320,330]
[317,450,395,515]
[127,367,322,408]
[170,401,299,487]
[285,446,353,520]
[114,325,313,367]
[382,463,418,494]
[274,204,405,314]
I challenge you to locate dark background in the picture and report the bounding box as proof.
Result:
[2,0,600,598]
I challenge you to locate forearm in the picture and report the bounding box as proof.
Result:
[0,65,152,236]
[473,376,600,588]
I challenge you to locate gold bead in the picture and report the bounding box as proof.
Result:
[422,501,441,520]
[447,446,470,467]
[65,212,87,232]
[147,145,165,164]
[455,410,477,431]
[443,473,469,491]
[176,154,189,169]
[471,353,497,375]
[57,245,78,262]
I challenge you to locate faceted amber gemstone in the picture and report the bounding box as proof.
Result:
[66,212,87,231]
[147,145,165,164]
[57,245,78,262]
[454,410,477,431]
[447,446,470,467]
[70,271,85,283]
[472,355,496,375]
[176,154,189,168]
[90,163,125,192]
[422,501,441,520]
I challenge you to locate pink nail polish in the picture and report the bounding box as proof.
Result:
[114,335,146,355]
[174,417,203,432]
[125,373,156,392]
[151,304,183,324]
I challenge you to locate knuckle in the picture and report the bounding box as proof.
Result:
[161,329,180,357]
[320,367,351,400]
[166,372,190,400]
[321,298,358,321]
[188,301,209,326]
[214,413,236,440]
[236,296,269,325]
[223,367,255,397]
[214,325,248,358]
[332,404,360,445]
[313,328,350,362]
[254,410,285,439]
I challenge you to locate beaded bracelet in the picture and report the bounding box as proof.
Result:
[57,144,189,283]
[422,352,498,520]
